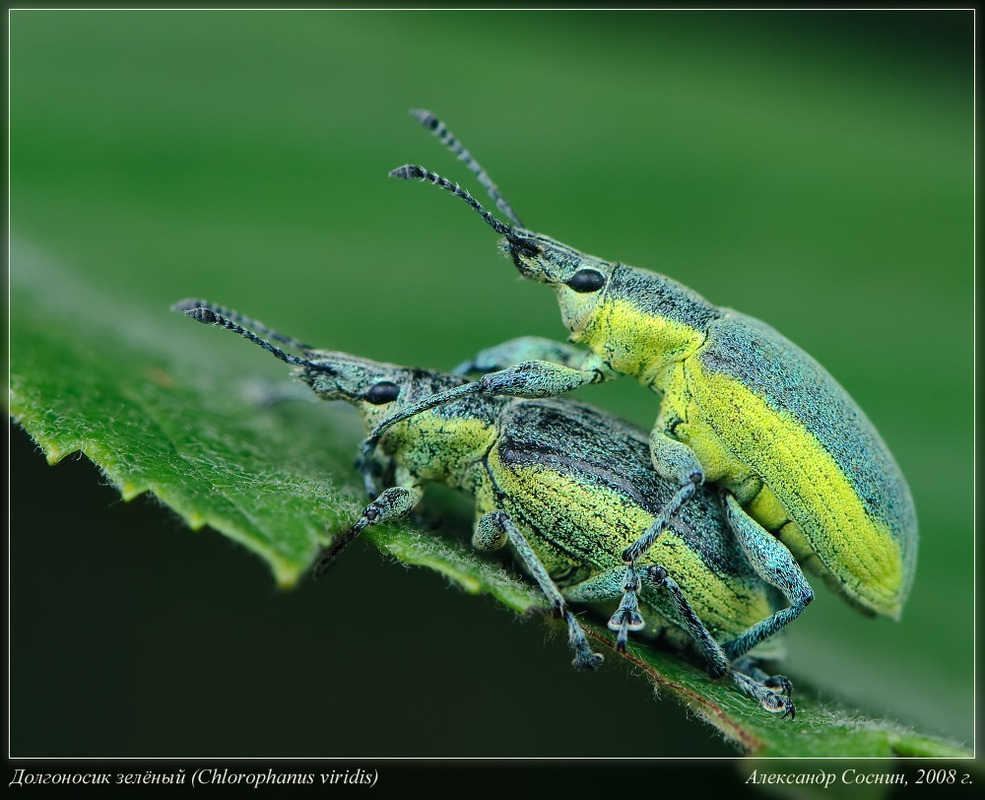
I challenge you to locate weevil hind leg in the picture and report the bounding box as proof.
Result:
[642,566,797,718]
[719,494,815,662]
[477,511,603,671]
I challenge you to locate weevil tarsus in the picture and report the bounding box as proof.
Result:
[730,657,795,718]
[607,563,645,651]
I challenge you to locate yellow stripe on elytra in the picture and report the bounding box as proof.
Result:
[683,360,904,616]
[487,452,773,637]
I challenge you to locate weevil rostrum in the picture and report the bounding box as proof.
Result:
[387,111,918,649]
[176,299,798,716]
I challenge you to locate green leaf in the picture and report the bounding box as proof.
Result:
[10,241,971,760]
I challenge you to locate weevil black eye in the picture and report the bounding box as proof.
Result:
[364,381,400,405]
[566,268,606,293]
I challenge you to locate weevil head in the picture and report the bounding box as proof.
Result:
[297,351,405,406]
[501,228,614,337]
[297,352,454,428]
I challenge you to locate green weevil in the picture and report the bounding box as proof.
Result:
[386,110,918,649]
[175,298,798,716]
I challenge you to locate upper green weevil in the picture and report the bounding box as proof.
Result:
[176,299,798,716]
[387,111,917,645]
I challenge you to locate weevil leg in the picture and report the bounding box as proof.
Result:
[732,656,794,698]
[560,566,645,649]
[471,357,613,398]
[361,356,615,461]
[720,494,815,662]
[453,336,595,376]
[622,477,700,564]
[607,564,646,651]
[355,449,393,500]
[619,430,703,565]
[564,564,795,715]
[312,484,423,578]
[641,566,796,718]
[477,511,604,671]
[729,663,796,719]
[642,566,728,677]
[612,465,699,646]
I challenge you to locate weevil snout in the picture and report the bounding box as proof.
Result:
[502,231,612,293]
[299,353,409,409]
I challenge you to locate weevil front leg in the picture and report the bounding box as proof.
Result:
[475,510,604,671]
[453,336,594,376]
[313,481,423,578]
[360,353,617,462]
[720,494,815,662]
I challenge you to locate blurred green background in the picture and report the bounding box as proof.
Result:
[9,8,972,765]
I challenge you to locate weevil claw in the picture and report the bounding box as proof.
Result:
[762,691,797,718]
[573,651,605,671]
[766,674,794,697]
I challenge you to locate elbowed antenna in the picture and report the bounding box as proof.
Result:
[172,299,316,368]
[389,164,517,240]
[410,109,524,229]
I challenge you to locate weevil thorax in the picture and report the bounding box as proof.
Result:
[299,351,500,486]
[505,230,720,382]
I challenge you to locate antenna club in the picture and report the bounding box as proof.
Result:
[170,298,207,313]
[185,306,219,325]
[389,164,428,181]
[410,109,439,130]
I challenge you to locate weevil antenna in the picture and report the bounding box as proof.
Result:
[172,299,314,351]
[410,109,524,229]
[172,300,313,367]
[389,164,518,241]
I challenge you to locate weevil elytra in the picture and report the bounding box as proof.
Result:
[388,111,918,646]
[175,299,798,716]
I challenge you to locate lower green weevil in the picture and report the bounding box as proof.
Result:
[176,298,798,717]
[387,111,918,650]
